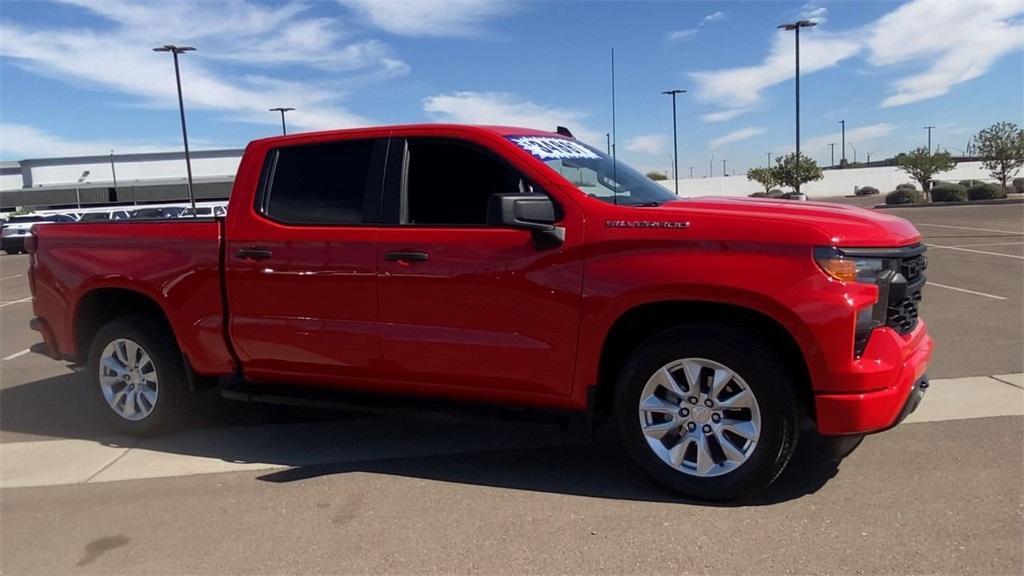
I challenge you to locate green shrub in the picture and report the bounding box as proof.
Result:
[749,191,768,198]
[929,183,967,202]
[966,183,1006,200]
[855,186,880,196]
[766,188,786,198]
[896,182,918,192]
[885,188,926,205]
[1013,178,1024,194]
[958,179,978,187]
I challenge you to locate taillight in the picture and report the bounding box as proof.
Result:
[25,229,38,254]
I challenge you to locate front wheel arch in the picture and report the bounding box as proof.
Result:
[591,301,813,430]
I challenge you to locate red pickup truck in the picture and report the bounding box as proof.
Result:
[27,124,932,500]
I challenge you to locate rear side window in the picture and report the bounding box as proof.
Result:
[264,139,378,225]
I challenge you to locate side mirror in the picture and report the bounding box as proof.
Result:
[487,194,556,231]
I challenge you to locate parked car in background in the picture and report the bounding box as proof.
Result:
[1,214,74,254]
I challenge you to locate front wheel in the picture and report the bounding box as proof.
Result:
[615,323,799,501]
[87,315,190,436]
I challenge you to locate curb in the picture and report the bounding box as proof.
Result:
[874,198,1024,209]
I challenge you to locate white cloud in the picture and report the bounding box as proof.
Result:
[690,31,861,110]
[868,0,1024,107]
[801,4,828,24]
[803,123,895,153]
[422,91,603,146]
[339,0,516,37]
[0,123,177,160]
[701,11,727,25]
[0,0,403,133]
[700,108,753,123]
[666,29,699,42]
[624,134,668,155]
[710,127,766,149]
[691,0,1024,117]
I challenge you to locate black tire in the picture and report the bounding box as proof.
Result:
[86,315,191,436]
[615,323,799,501]
[3,249,19,255]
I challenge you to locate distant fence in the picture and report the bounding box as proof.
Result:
[664,161,997,198]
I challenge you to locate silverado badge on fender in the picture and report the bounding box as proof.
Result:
[605,220,690,229]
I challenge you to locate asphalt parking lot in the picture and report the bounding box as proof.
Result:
[1,202,1022,575]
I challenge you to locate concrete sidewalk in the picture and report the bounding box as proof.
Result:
[1,373,1021,490]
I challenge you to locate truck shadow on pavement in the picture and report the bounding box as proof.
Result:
[1,371,842,506]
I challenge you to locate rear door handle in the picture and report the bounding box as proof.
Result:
[236,247,273,261]
[385,251,429,263]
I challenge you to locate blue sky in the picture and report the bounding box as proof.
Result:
[1,0,1022,175]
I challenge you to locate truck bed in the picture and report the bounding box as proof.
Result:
[30,219,235,374]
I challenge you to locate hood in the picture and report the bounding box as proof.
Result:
[657,197,921,247]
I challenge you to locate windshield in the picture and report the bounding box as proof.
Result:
[507,135,677,206]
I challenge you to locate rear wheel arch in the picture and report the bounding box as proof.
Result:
[591,300,814,429]
[73,288,175,362]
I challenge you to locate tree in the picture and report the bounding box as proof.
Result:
[975,122,1024,195]
[646,171,668,181]
[746,167,780,193]
[896,148,957,195]
[773,152,822,193]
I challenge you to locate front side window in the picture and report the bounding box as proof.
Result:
[404,139,529,226]
[265,139,376,225]
[507,135,676,206]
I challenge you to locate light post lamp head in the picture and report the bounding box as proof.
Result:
[778,20,817,31]
[153,45,195,54]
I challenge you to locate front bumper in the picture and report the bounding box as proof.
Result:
[814,321,934,435]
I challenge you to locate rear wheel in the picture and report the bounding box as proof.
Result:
[615,323,799,501]
[87,315,190,436]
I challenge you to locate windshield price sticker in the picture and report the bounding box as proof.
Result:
[511,137,601,160]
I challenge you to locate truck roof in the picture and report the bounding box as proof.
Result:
[248,124,563,147]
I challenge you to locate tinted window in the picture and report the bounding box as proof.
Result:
[405,139,523,225]
[266,140,376,225]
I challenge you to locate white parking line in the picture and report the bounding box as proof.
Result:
[928,282,1007,300]
[1,274,23,281]
[917,223,1023,235]
[1,349,31,361]
[0,297,32,308]
[948,241,1024,248]
[928,244,1024,260]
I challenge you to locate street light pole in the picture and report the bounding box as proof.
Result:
[828,143,835,167]
[689,166,694,178]
[709,154,714,177]
[839,120,846,164]
[848,142,857,163]
[867,150,878,163]
[153,44,197,212]
[766,152,772,167]
[661,89,686,195]
[269,107,295,135]
[606,133,611,155]
[722,159,727,177]
[924,125,935,153]
[778,20,816,193]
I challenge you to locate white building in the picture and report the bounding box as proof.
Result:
[1,149,242,211]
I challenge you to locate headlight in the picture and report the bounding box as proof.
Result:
[814,247,891,283]
[815,247,897,358]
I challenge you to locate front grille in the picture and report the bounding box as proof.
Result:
[886,248,927,334]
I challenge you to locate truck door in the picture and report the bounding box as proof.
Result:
[225,137,387,387]
[375,137,585,398]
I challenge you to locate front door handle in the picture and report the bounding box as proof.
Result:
[236,247,273,261]
[385,251,429,263]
